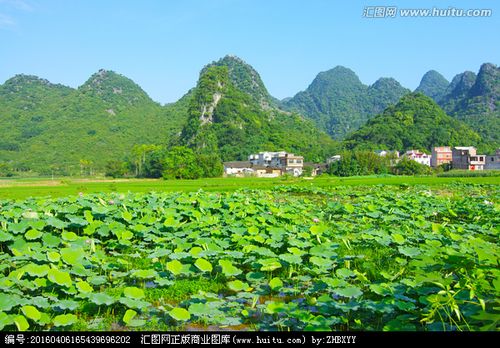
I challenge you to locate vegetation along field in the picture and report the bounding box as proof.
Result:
[0,182,498,331]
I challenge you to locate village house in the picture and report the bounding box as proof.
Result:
[485,149,500,170]
[375,150,400,158]
[452,147,486,171]
[224,151,304,177]
[223,161,254,177]
[248,151,304,176]
[223,161,282,178]
[304,162,327,176]
[326,155,341,164]
[404,150,431,166]
[431,146,453,167]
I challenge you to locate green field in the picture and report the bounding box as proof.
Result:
[0,175,499,200]
[0,180,498,331]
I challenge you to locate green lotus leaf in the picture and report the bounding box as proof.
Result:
[21,305,41,321]
[310,256,332,268]
[54,299,79,311]
[61,231,78,241]
[392,234,406,244]
[169,307,190,321]
[398,246,421,258]
[53,313,77,327]
[42,233,61,247]
[336,268,356,279]
[60,247,84,266]
[47,269,72,287]
[10,222,30,234]
[122,309,137,324]
[119,297,150,310]
[259,258,282,272]
[88,293,115,306]
[166,260,183,276]
[22,211,39,219]
[14,315,29,331]
[24,263,50,277]
[46,217,68,230]
[269,277,283,291]
[278,253,302,265]
[219,259,242,277]
[194,258,213,273]
[227,280,250,292]
[334,286,363,298]
[76,281,93,294]
[122,211,133,222]
[189,247,203,257]
[0,231,13,242]
[131,269,157,279]
[0,312,13,330]
[47,251,61,263]
[24,229,43,240]
[123,287,145,299]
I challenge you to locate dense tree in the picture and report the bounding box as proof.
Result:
[162,146,203,180]
[142,148,165,178]
[104,160,128,178]
[197,153,224,178]
[329,151,391,177]
[0,162,13,177]
[393,157,432,175]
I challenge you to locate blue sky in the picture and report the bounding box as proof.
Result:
[0,0,498,103]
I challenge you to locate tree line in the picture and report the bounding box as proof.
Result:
[104,145,223,179]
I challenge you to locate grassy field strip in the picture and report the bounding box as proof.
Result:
[0,176,498,200]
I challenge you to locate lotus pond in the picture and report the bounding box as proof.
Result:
[0,184,498,331]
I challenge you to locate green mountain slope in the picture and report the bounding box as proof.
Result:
[415,70,449,102]
[202,55,278,108]
[344,93,481,152]
[179,58,338,162]
[439,63,499,149]
[0,71,185,175]
[283,67,410,139]
[440,71,477,111]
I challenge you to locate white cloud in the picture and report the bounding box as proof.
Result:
[0,13,15,27]
[0,0,34,12]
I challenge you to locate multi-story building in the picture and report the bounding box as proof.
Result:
[485,149,500,170]
[452,147,486,170]
[248,151,304,176]
[404,150,431,166]
[431,146,452,167]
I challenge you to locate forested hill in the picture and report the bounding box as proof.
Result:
[0,57,337,176]
[179,56,338,162]
[343,93,482,152]
[415,70,449,102]
[282,66,410,139]
[1,58,497,176]
[0,71,186,175]
[439,63,499,150]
